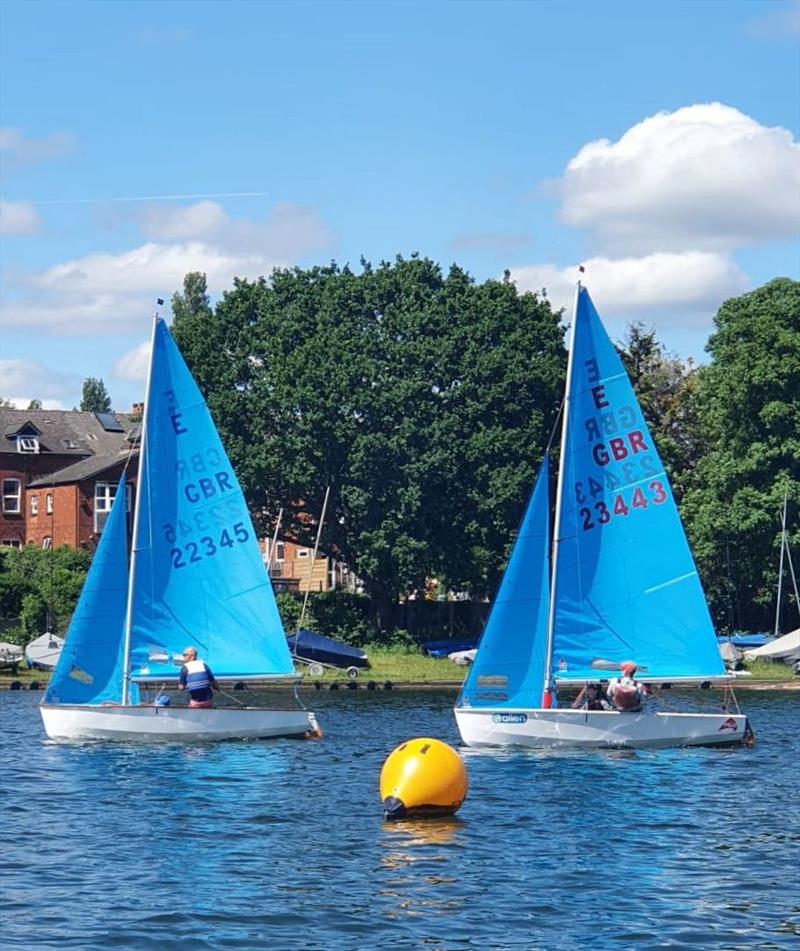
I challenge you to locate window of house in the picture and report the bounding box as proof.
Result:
[297,548,309,558]
[275,542,285,561]
[46,494,53,514]
[2,479,21,513]
[1,539,22,549]
[42,536,52,550]
[17,436,39,453]
[94,481,131,532]
[62,438,78,450]
[30,495,39,516]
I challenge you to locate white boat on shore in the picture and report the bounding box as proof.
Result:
[455,283,751,750]
[25,632,64,671]
[41,314,319,743]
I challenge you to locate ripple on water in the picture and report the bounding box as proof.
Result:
[1,690,798,950]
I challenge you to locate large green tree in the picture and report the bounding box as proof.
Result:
[172,257,565,626]
[617,322,703,500]
[0,546,91,644]
[80,377,111,413]
[682,278,800,632]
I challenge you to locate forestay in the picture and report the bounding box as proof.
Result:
[459,461,551,708]
[128,319,296,683]
[551,288,725,683]
[45,474,139,705]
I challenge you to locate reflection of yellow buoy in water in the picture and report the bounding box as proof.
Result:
[380,737,468,820]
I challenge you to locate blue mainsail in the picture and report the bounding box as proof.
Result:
[128,319,295,682]
[459,460,551,708]
[551,287,725,682]
[45,474,139,705]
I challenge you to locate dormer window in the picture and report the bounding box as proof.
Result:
[17,436,39,453]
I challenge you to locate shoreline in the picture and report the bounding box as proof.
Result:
[2,677,797,692]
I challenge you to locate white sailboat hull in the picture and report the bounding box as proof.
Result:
[455,707,751,749]
[40,704,318,742]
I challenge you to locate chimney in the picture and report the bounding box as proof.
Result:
[131,402,144,415]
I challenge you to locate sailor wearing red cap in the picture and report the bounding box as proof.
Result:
[606,661,646,712]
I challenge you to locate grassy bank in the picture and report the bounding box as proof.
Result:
[1,651,796,689]
[306,646,465,684]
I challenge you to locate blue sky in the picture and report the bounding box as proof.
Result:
[1,0,798,410]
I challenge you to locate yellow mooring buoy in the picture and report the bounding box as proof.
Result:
[379,737,468,820]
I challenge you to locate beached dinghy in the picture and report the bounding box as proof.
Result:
[455,284,751,750]
[25,632,64,670]
[40,316,319,742]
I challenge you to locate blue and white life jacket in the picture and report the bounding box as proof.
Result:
[183,659,213,692]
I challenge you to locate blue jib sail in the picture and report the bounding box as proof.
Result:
[128,319,295,682]
[458,460,551,708]
[551,287,725,682]
[45,473,138,705]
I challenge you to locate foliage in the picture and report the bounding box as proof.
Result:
[681,278,800,632]
[0,546,91,644]
[172,257,565,628]
[171,271,213,323]
[80,377,112,413]
[27,399,42,410]
[617,323,702,500]
[299,590,376,645]
[275,591,305,632]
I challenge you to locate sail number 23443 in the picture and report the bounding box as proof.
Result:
[577,480,668,532]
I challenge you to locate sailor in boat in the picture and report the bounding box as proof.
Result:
[572,683,613,711]
[606,662,647,712]
[178,647,219,708]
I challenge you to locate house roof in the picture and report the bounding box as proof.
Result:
[0,408,138,457]
[28,453,136,487]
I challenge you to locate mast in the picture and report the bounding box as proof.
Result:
[121,310,159,705]
[296,486,331,635]
[774,487,788,639]
[541,280,581,708]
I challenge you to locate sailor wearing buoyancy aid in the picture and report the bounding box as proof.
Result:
[606,661,646,712]
[178,647,218,708]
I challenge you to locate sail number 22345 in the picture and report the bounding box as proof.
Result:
[169,522,250,569]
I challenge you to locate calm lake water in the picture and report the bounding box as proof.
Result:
[1,688,798,950]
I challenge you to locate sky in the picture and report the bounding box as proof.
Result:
[1,0,798,411]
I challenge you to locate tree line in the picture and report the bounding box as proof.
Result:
[1,261,797,642]
[171,262,799,635]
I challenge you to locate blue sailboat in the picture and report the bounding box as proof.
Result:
[455,285,751,748]
[41,317,319,742]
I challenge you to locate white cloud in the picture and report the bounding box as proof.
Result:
[113,341,151,383]
[510,252,750,327]
[0,200,41,235]
[0,127,75,170]
[139,200,333,259]
[557,103,799,254]
[2,202,335,334]
[746,4,800,39]
[0,359,80,408]
[139,200,230,241]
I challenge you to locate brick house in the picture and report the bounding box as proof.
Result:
[0,409,139,550]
